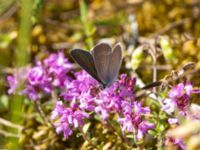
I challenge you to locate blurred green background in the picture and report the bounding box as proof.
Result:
[0,0,200,149]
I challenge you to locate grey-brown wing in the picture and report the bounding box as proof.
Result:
[91,43,112,85]
[107,43,122,85]
[70,49,101,83]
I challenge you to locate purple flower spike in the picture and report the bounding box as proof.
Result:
[44,52,74,73]
[163,82,199,117]
[25,63,52,99]
[7,52,74,101]
[95,74,136,120]
[55,122,73,138]
[44,52,74,87]
[134,102,150,114]
[27,65,45,86]
[24,85,38,101]
[168,118,179,124]
[118,114,134,132]
[62,71,98,111]
[51,101,65,120]
[118,101,154,139]
[162,98,176,115]
[51,101,89,138]
[7,67,29,94]
[7,75,18,94]
[137,121,155,139]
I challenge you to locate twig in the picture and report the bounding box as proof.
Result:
[0,117,22,130]
[52,42,73,50]
[148,42,158,93]
[142,62,195,90]
[149,46,157,82]
[133,128,144,150]
[34,101,48,124]
[51,91,57,106]
[134,73,158,100]
[0,2,18,24]
[138,65,172,71]
[135,90,157,101]
[37,133,58,145]
[34,101,54,128]
[38,101,56,129]
[0,129,19,138]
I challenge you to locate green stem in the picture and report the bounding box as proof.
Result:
[7,0,33,149]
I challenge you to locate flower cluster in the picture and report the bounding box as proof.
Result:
[51,101,89,138]
[162,82,200,149]
[7,51,200,150]
[95,74,136,120]
[7,52,74,101]
[51,71,98,138]
[44,52,73,87]
[7,52,155,141]
[162,82,200,124]
[61,70,99,111]
[118,101,155,139]
[6,50,200,149]
[51,71,154,140]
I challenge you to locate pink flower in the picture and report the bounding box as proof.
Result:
[44,52,74,87]
[7,75,18,94]
[168,118,179,124]
[7,67,29,94]
[165,137,185,150]
[162,98,176,115]
[118,102,154,139]
[163,82,199,116]
[51,101,89,138]
[27,65,45,85]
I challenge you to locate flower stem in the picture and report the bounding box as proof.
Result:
[78,126,98,149]
[133,129,144,150]
[8,0,33,148]
[34,100,54,129]
[106,120,131,147]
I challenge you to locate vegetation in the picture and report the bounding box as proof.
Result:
[0,0,200,149]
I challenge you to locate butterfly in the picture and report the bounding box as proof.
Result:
[70,42,122,87]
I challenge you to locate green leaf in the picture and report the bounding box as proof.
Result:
[126,134,134,139]
[76,132,82,138]
[148,130,157,136]
[0,95,9,111]
[79,0,94,49]
[157,122,166,132]
[160,36,175,61]
[33,0,43,10]
[131,46,144,70]
[83,122,91,134]
[80,0,87,23]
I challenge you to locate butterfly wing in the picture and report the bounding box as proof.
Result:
[107,43,122,85]
[70,49,101,83]
[91,43,112,85]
